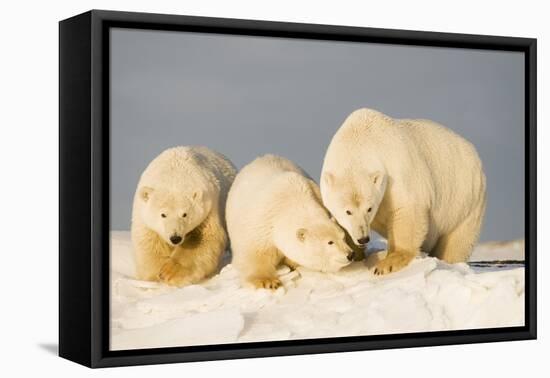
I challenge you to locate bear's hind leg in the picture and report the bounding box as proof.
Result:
[432,209,484,263]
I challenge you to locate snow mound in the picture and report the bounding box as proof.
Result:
[110,232,524,350]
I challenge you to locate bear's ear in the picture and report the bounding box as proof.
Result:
[296,228,307,242]
[138,186,154,202]
[371,171,383,185]
[323,172,335,186]
[192,190,203,201]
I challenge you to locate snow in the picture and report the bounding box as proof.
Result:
[110,231,525,350]
[469,239,525,261]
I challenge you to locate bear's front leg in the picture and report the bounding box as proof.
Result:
[246,259,282,289]
[373,250,416,275]
[373,206,428,275]
[238,247,283,290]
[250,276,282,290]
[283,256,300,270]
[158,221,226,287]
[132,225,173,281]
[158,257,194,287]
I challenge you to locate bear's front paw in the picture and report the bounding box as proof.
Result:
[158,259,191,287]
[249,276,282,290]
[373,251,415,275]
[283,257,300,271]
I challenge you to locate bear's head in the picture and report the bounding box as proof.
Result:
[274,215,354,273]
[137,186,212,246]
[320,170,387,246]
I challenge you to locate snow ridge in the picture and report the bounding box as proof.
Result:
[110,232,524,350]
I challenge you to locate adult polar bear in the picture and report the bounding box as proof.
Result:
[131,146,236,286]
[227,155,356,289]
[321,108,486,275]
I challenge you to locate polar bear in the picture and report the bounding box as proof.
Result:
[131,146,236,286]
[321,108,486,275]
[226,155,357,289]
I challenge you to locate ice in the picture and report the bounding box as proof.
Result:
[110,232,525,350]
[111,308,244,350]
[136,285,219,314]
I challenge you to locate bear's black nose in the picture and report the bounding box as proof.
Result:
[347,251,356,261]
[170,235,182,245]
[357,236,370,245]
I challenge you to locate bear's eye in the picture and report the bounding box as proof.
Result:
[328,241,334,245]
[367,207,372,213]
[161,213,167,218]
[182,213,187,218]
[346,210,352,215]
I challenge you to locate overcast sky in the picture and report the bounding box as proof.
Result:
[110,28,524,242]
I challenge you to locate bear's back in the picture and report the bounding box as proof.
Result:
[229,155,304,203]
[325,109,485,225]
[397,118,480,163]
[185,146,237,198]
[247,154,307,181]
[396,118,484,190]
[399,118,485,223]
[227,155,316,223]
[139,146,236,193]
[329,108,482,182]
[325,108,399,168]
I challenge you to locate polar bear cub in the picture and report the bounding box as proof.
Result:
[131,146,236,286]
[321,108,487,275]
[226,154,355,289]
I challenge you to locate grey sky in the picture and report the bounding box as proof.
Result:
[110,28,524,242]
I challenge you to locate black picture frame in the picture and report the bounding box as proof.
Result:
[59,9,537,368]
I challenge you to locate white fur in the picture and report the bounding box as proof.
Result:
[321,108,486,273]
[131,146,236,286]
[227,155,353,288]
